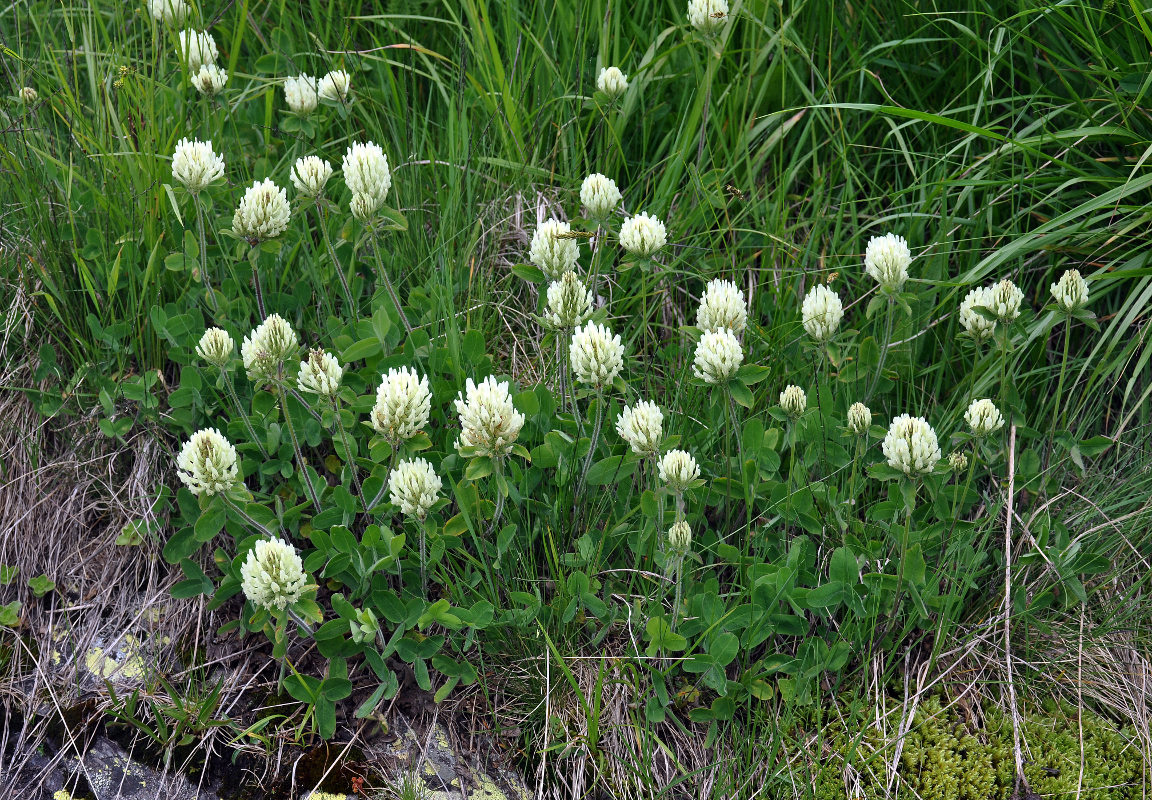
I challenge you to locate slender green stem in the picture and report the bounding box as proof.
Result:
[653,455,665,555]
[1052,319,1072,435]
[221,370,269,458]
[368,229,412,336]
[221,493,275,537]
[866,297,895,401]
[331,396,364,509]
[278,370,321,513]
[577,389,605,497]
[418,518,428,597]
[671,553,684,633]
[846,436,863,542]
[891,482,916,617]
[316,204,356,315]
[489,458,507,533]
[251,254,267,319]
[194,195,218,313]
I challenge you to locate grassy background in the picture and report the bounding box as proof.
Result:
[3,0,1152,797]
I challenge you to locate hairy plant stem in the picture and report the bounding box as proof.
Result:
[889,481,917,619]
[670,552,684,633]
[251,250,267,318]
[278,368,321,513]
[221,493,275,536]
[577,389,605,497]
[368,227,412,336]
[489,458,507,533]
[316,204,356,315]
[1052,319,1072,436]
[221,369,268,458]
[846,435,864,542]
[330,396,364,510]
[194,196,218,313]
[653,455,666,555]
[865,296,895,402]
[417,517,428,597]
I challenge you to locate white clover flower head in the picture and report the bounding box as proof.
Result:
[241,313,298,381]
[370,367,432,446]
[697,278,748,336]
[616,400,663,457]
[780,385,807,419]
[177,29,218,73]
[342,141,391,217]
[619,212,667,258]
[1051,269,1088,313]
[148,0,188,24]
[802,284,843,343]
[580,173,623,220]
[297,349,343,398]
[196,327,235,368]
[864,233,911,293]
[688,0,729,35]
[964,398,1004,437]
[19,86,38,104]
[529,218,580,280]
[191,63,227,95]
[570,321,625,389]
[544,272,593,330]
[948,452,969,472]
[847,402,871,435]
[692,327,743,384]
[387,457,442,520]
[176,428,239,496]
[454,376,526,459]
[882,414,942,477]
[283,74,318,115]
[291,156,333,198]
[990,278,1024,323]
[668,520,692,552]
[659,449,700,493]
[241,537,308,612]
[317,69,351,105]
[959,285,996,342]
[171,137,224,193]
[232,178,291,243]
[596,66,628,99]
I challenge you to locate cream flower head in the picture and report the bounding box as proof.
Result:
[342,141,391,217]
[659,450,700,492]
[196,327,235,368]
[317,69,351,105]
[959,285,996,342]
[864,233,911,293]
[1051,269,1088,313]
[990,278,1024,323]
[619,212,666,257]
[544,272,593,330]
[882,414,941,476]
[18,86,38,104]
[668,520,692,551]
[697,279,747,336]
[570,321,625,389]
[847,402,871,435]
[580,173,623,220]
[291,156,333,198]
[596,66,628,99]
[802,284,843,343]
[529,219,580,280]
[176,428,239,496]
[948,452,969,471]
[687,0,729,35]
[616,400,663,457]
[454,376,526,458]
[242,313,298,381]
[191,64,227,95]
[692,328,743,384]
[370,367,432,446]
[177,29,218,73]
[283,74,318,115]
[148,0,188,24]
[233,178,291,243]
[171,137,224,193]
[964,398,1004,437]
[780,385,807,419]
[241,538,308,612]
[297,349,343,398]
[387,458,442,520]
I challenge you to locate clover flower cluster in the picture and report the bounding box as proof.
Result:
[176,428,239,496]
[697,279,747,336]
[233,179,291,243]
[571,322,625,388]
[343,141,392,221]
[545,272,593,330]
[597,66,628,99]
[454,376,526,458]
[882,414,942,476]
[242,313,298,382]
[530,219,580,280]
[371,367,432,446]
[297,350,343,398]
[616,400,663,457]
[692,328,743,384]
[241,538,308,612]
[802,284,843,343]
[388,458,442,520]
[172,138,224,194]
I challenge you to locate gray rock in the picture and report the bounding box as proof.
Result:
[60,736,217,800]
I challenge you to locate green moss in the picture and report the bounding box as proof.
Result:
[803,696,1147,800]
